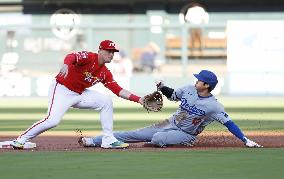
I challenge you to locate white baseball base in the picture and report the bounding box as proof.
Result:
[0,141,36,149]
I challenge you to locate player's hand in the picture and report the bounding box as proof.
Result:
[155,80,164,91]
[138,97,144,105]
[58,64,68,78]
[244,137,263,148]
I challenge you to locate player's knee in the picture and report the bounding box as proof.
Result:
[151,132,166,147]
[45,118,61,128]
[103,96,113,109]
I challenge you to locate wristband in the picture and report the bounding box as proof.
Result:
[129,94,141,103]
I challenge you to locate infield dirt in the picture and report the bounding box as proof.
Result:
[1,131,283,152]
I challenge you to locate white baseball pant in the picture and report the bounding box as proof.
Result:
[16,79,118,147]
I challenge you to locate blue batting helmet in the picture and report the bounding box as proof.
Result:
[194,70,218,90]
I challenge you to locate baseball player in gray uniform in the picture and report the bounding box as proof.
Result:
[79,70,263,148]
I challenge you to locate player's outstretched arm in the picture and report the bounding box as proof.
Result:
[103,69,142,104]
[119,89,142,104]
[224,120,263,148]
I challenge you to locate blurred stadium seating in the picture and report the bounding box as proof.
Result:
[1,0,284,96]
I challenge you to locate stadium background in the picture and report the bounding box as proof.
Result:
[1,0,284,97]
[1,1,284,178]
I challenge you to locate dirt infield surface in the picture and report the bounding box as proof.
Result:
[1,131,284,152]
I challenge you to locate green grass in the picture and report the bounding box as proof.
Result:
[0,119,283,132]
[0,96,284,132]
[0,96,284,179]
[0,149,284,179]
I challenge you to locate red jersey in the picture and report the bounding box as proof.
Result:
[56,51,122,95]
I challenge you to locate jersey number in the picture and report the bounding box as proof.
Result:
[75,51,88,60]
[192,118,202,126]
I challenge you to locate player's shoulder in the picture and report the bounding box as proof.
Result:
[174,85,194,97]
[177,85,197,98]
[103,64,114,77]
[70,51,94,58]
[84,51,97,58]
[77,51,96,56]
[211,96,225,111]
[87,51,96,56]
[179,84,195,92]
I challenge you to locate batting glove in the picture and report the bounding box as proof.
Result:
[155,80,165,91]
[244,137,263,148]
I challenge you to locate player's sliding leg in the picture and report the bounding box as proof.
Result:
[79,125,159,147]
[150,130,197,147]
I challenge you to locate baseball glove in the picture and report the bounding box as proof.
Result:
[143,91,163,112]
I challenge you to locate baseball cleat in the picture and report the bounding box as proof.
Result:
[101,141,129,149]
[10,140,24,150]
[78,137,96,147]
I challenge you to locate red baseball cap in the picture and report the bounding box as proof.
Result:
[99,40,119,52]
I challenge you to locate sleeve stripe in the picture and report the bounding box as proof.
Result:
[103,81,116,85]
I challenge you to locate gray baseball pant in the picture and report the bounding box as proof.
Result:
[91,120,196,147]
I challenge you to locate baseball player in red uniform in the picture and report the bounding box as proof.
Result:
[11,40,143,149]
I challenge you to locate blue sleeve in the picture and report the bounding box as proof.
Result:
[224,120,246,142]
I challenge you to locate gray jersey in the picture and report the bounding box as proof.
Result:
[90,85,232,147]
[168,85,231,135]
